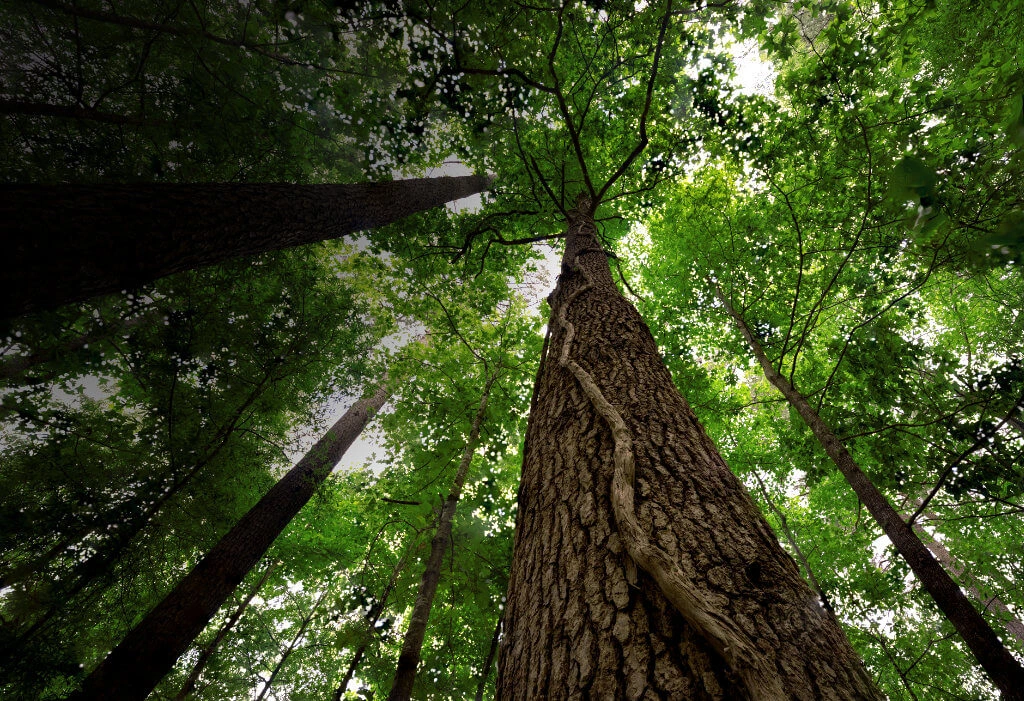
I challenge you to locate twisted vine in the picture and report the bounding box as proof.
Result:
[555,248,785,700]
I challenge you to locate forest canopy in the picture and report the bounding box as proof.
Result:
[0,0,1022,699]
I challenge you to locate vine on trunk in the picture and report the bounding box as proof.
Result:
[553,206,785,699]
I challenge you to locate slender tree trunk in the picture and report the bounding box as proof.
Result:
[71,381,391,701]
[715,285,1024,700]
[498,195,882,700]
[253,589,327,701]
[474,616,501,701]
[750,472,836,617]
[388,373,497,701]
[0,175,494,318]
[908,508,1024,646]
[333,536,426,701]
[173,561,277,701]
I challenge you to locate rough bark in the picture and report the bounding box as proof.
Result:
[474,616,502,701]
[498,195,882,700]
[388,373,497,701]
[173,561,277,701]
[0,175,494,318]
[716,286,1024,700]
[71,382,391,701]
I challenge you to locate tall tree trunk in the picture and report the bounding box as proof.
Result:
[498,195,882,700]
[388,373,497,701]
[0,175,493,319]
[253,589,327,701]
[474,616,501,701]
[715,285,1024,700]
[71,381,391,701]
[173,561,277,701]
[333,534,427,701]
[750,472,836,617]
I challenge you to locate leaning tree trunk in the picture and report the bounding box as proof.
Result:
[71,381,391,701]
[0,175,493,318]
[388,372,497,701]
[715,286,1024,700]
[333,525,431,701]
[907,505,1024,646]
[497,195,882,700]
[254,589,328,701]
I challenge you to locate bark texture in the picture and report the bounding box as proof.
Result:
[498,196,882,700]
[0,175,493,318]
[716,287,1024,700]
[388,374,496,701]
[71,382,390,701]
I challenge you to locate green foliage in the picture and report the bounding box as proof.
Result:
[3,0,1023,699]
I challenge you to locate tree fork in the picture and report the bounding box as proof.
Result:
[71,381,391,701]
[0,175,494,319]
[714,283,1024,700]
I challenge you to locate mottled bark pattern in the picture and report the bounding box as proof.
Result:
[498,197,881,700]
[73,383,390,701]
[0,175,492,318]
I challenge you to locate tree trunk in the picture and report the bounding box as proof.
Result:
[750,472,836,617]
[0,175,493,318]
[474,616,501,701]
[715,285,1024,700]
[71,381,391,701]
[908,508,1024,646]
[253,589,327,701]
[388,373,497,701]
[333,532,427,701]
[498,195,882,700]
[173,561,277,701]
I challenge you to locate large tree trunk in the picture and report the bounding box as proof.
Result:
[715,286,1024,700]
[71,381,391,701]
[0,175,493,319]
[388,373,497,701]
[498,195,882,700]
